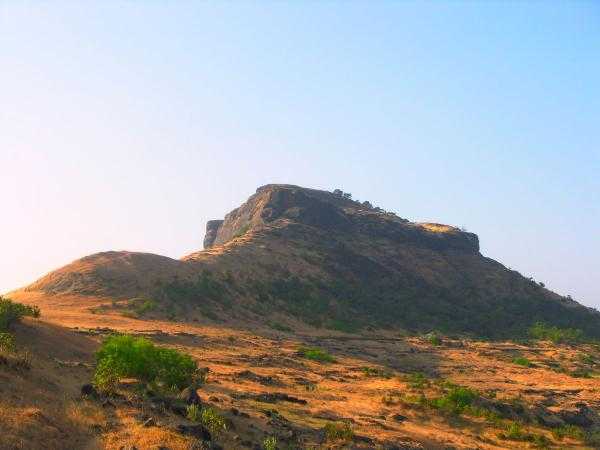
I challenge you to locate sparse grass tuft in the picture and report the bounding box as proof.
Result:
[362,366,392,378]
[298,346,335,363]
[263,436,277,450]
[323,421,353,442]
[186,404,201,422]
[552,424,584,440]
[498,422,550,447]
[406,372,429,389]
[200,407,227,436]
[187,405,226,436]
[513,356,534,367]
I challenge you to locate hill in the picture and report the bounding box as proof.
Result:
[16,184,600,339]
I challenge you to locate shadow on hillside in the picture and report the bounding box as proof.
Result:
[1,320,104,450]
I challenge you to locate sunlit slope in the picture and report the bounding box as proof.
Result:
[17,184,600,339]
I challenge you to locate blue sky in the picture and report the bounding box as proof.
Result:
[1,2,599,307]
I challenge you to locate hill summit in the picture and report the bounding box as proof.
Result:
[19,184,600,339]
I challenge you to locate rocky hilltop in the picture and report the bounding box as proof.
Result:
[18,184,600,339]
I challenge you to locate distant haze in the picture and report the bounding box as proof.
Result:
[1,2,598,308]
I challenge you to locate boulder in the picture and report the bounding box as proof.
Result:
[179,386,201,405]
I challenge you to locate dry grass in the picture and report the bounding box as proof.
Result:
[3,292,600,449]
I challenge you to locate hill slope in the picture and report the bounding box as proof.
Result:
[17,184,600,339]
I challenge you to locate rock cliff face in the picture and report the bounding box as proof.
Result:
[19,184,600,339]
[203,220,224,249]
[205,184,479,253]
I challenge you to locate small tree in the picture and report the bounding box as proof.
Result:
[332,189,344,197]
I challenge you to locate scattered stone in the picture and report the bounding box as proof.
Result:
[559,403,600,428]
[170,401,188,417]
[179,386,201,405]
[391,413,408,422]
[143,417,155,427]
[236,370,283,386]
[81,384,98,398]
[534,408,564,428]
[234,392,307,405]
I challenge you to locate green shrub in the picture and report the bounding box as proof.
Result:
[429,385,478,415]
[529,322,583,344]
[0,296,40,331]
[426,332,442,346]
[513,356,533,367]
[498,422,550,446]
[323,422,353,442]
[499,422,527,440]
[298,346,335,363]
[570,368,593,378]
[93,335,196,391]
[552,424,583,440]
[0,332,15,352]
[262,436,277,450]
[128,298,157,316]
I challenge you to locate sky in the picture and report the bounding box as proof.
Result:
[1,2,599,308]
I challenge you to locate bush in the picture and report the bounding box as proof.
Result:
[425,332,442,346]
[429,385,478,415]
[93,335,196,391]
[498,422,550,446]
[0,296,40,331]
[513,356,533,367]
[127,298,157,316]
[323,422,353,442]
[298,346,335,363]
[529,322,583,344]
[0,332,15,352]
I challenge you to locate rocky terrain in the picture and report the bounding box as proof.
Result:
[4,184,600,449]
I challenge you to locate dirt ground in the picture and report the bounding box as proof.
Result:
[3,291,600,449]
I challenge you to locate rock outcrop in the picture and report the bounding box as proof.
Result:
[203,220,224,249]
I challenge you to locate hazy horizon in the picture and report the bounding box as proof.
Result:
[1,2,598,308]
